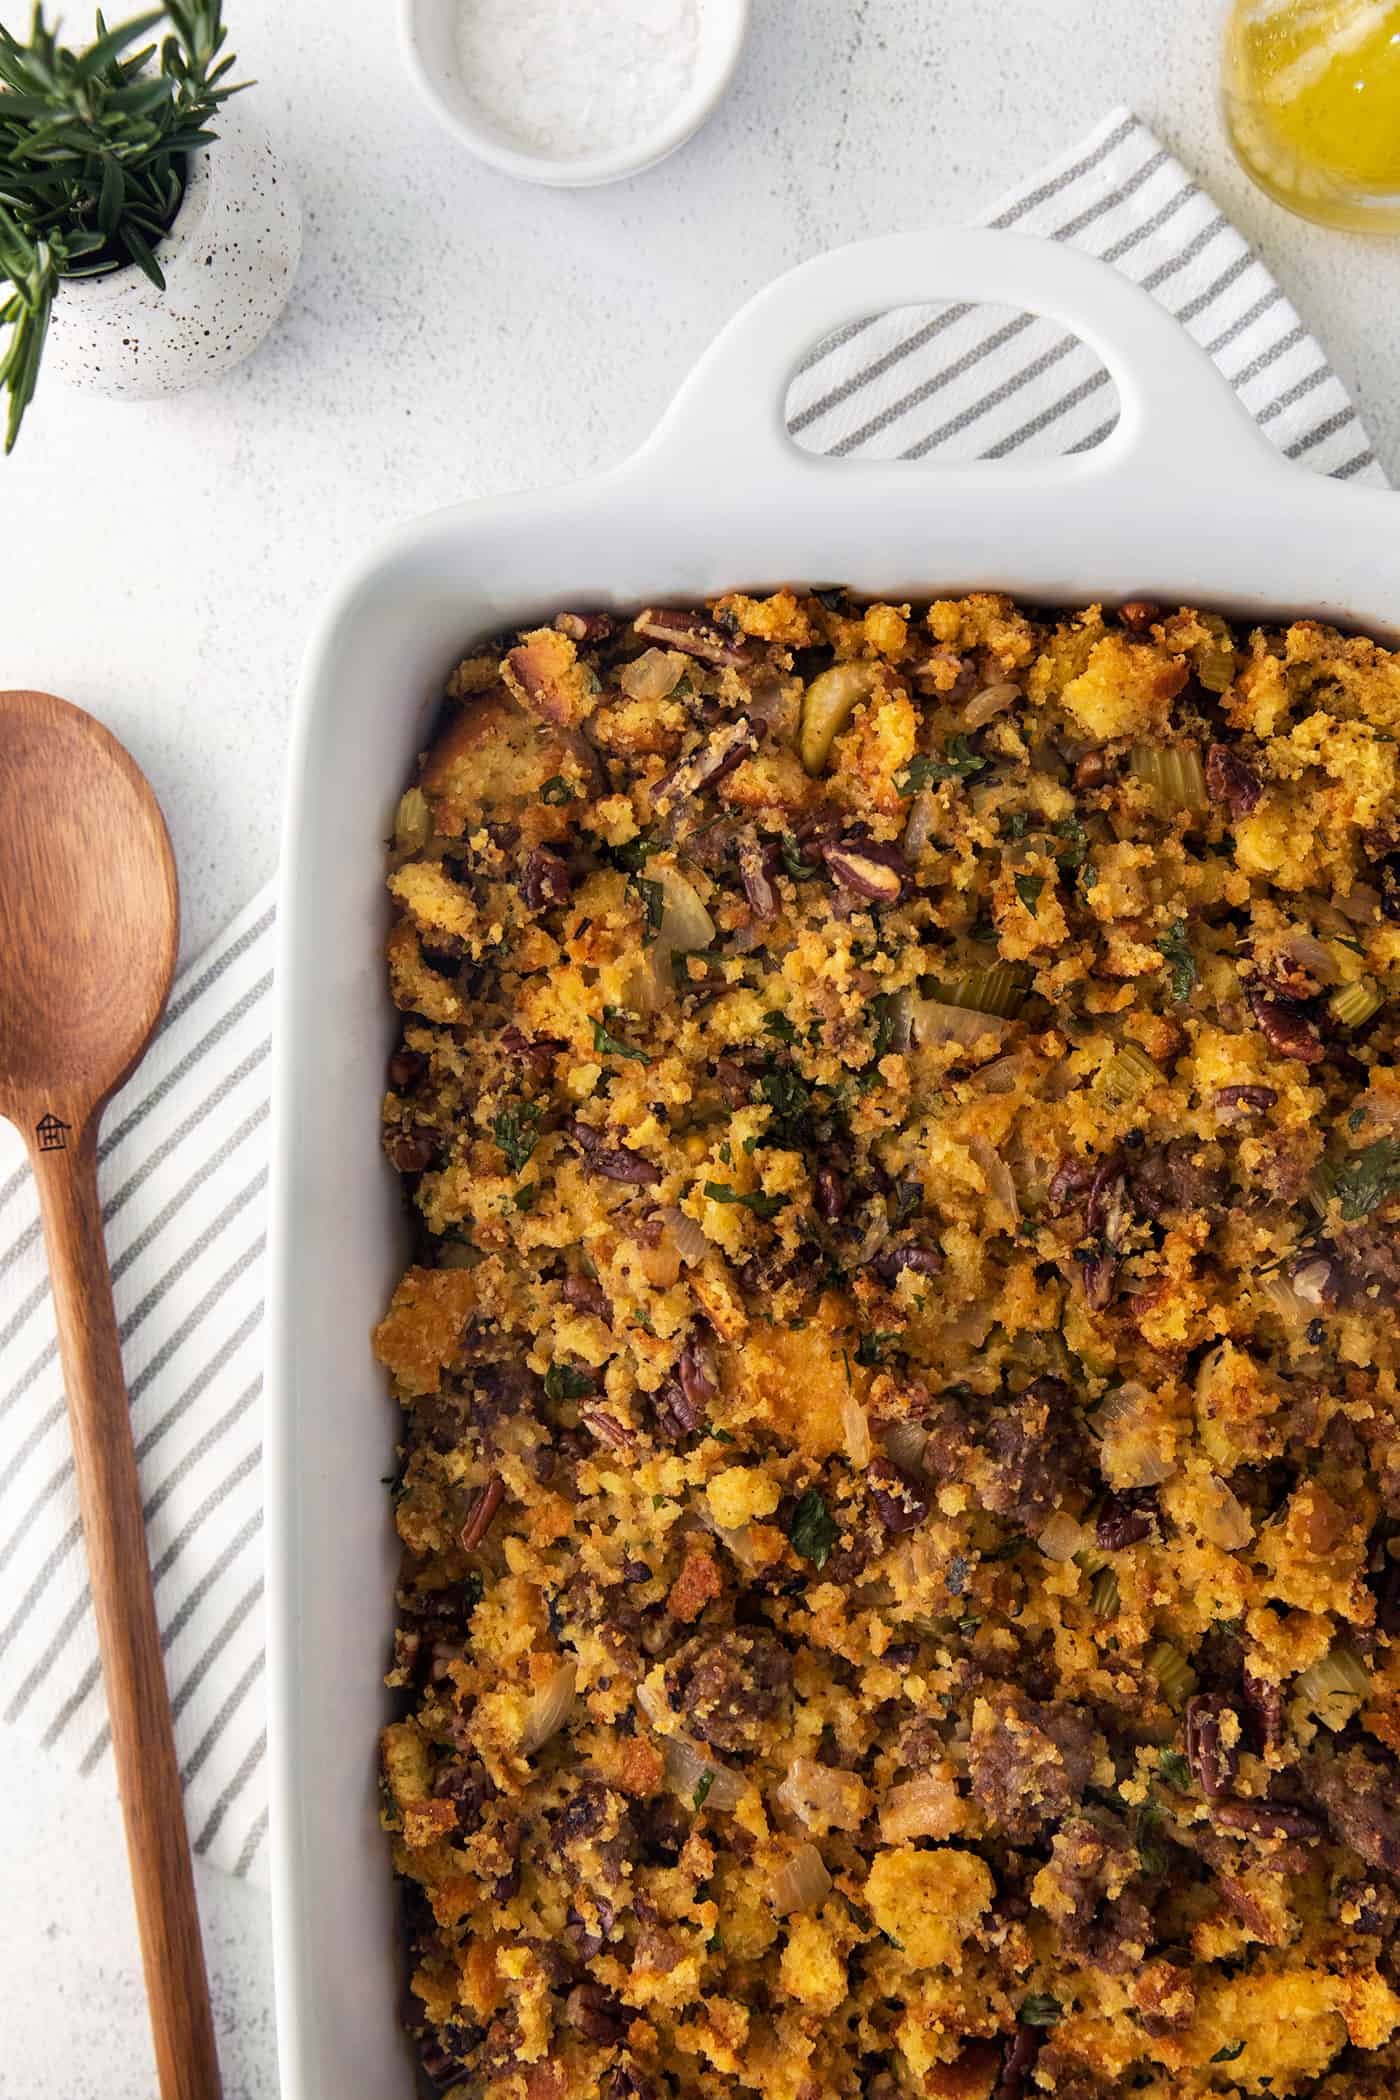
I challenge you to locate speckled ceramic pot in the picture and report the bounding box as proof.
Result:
[45,103,300,400]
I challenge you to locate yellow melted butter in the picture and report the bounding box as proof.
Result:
[1225,0,1400,224]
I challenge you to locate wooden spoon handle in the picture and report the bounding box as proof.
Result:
[29,1118,223,2100]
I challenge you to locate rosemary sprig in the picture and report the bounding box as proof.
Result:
[0,3,247,450]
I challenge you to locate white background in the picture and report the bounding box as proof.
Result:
[1,0,1398,2093]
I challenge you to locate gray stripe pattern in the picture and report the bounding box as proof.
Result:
[0,883,275,1880]
[0,107,1388,1893]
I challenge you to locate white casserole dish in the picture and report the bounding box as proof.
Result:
[265,226,1399,2100]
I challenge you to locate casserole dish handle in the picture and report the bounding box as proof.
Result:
[642,227,1288,489]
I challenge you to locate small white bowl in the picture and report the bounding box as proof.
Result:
[400,0,749,188]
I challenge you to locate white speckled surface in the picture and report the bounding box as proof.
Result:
[0,0,1396,2093]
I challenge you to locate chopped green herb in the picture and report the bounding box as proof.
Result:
[1157,919,1196,1002]
[1053,815,1088,871]
[544,1362,593,1402]
[789,1488,839,1570]
[593,1012,651,1064]
[870,993,899,1062]
[491,1099,542,1175]
[513,1183,539,1213]
[779,832,821,881]
[896,735,989,797]
[1014,873,1044,914]
[693,1772,714,1810]
[957,1615,984,1639]
[709,1427,735,1444]
[855,1330,902,1367]
[539,774,577,806]
[945,1552,971,1596]
[1018,1993,1063,2029]
[1333,1139,1400,1221]
[764,1012,799,1044]
[759,1066,811,1126]
[1211,2041,1246,2064]
[611,836,658,873]
[634,875,666,940]
[1004,811,1030,840]
[1158,1748,1192,1790]
[652,1493,667,1509]
[703,1180,788,1219]
[1134,1798,1167,1875]
[1350,1106,1367,1132]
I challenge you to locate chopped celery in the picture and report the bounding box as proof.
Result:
[938,963,1032,1018]
[1129,744,1208,813]
[1328,980,1383,1028]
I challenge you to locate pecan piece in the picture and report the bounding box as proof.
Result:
[1214,1083,1277,1114]
[1242,1668,1284,1757]
[635,606,750,667]
[460,1477,505,1551]
[1248,988,1325,1064]
[1096,1489,1156,1552]
[867,1456,929,1533]
[554,610,614,643]
[561,1274,611,1321]
[814,1165,846,1222]
[1213,1796,1323,1840]
[389,1048,428,1090]
[1206,741,1263,817]
[520,846,572,909]
[1185,1694,1238,1801]
[565,1982,626,2044]
[737,831,778,920]
[822,839,906,904]
[993,2025,1041,2100]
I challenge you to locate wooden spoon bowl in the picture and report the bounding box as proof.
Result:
[0,689,221,2100]
[0,689,178,1115]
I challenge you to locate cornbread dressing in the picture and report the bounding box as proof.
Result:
[374,590,1400,2100]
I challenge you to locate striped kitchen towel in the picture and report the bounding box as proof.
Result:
[0,105,1386,1891]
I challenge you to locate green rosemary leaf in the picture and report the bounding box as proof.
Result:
[703,1180,787,1220]
[788,1488,839,1571]
[1156,918,1196,1003]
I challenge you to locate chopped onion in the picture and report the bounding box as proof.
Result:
[519,1658,577,1754]
[841,1390,872,1468]
[1199,1473,1253,1551]
[636,1237,683,1288]
[1093,1383,1174,1488]
[663,1734,746,1812]
[655,862,716,954]
[1036,1511,1086,1563]
[1277,931,1341,985]
[769,1840,833,1916]
[911,998,1008,1051]
[882,1422,929,1474]
[775,1758,869,1834]
[619,648,684,702]
[969,1135,1020,1224]
[1336,882,1382,925]
[902,789,938,858]
[963,680,1019,729]
[879,1769,963,1843]
[394,786,431,852]
[1261,1273,1308,1324]
[658,1205,710,1267]
[977,1052,1029,1095]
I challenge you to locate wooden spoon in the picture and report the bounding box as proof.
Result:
[0,690,222,2100]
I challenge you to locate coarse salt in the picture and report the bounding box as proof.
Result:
[454,0,703,162]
